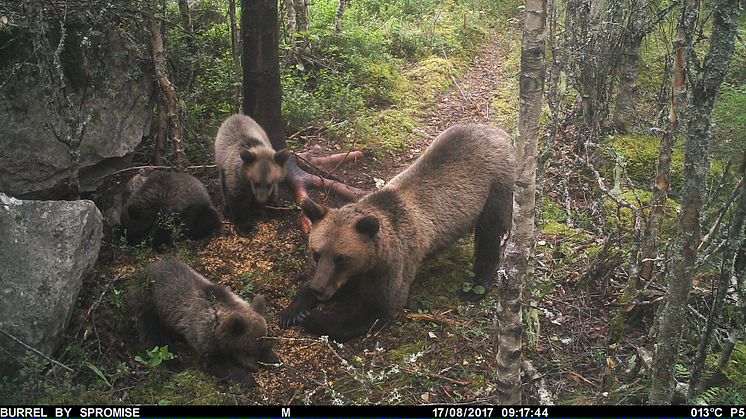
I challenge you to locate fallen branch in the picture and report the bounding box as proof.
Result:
[404,312,464,327]
[0,328,73,373]
[296,150,366,168]
[74,275,119,339]
[286,158,368,233]
[105,164,217,178]
[401,366,471,386]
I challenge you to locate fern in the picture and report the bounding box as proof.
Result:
[675,363,691,380]
[694,387,723,405]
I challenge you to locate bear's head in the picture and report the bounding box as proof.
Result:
[301,198,380,302]
[215,294,280,372]
[121,202,158,246]
[239,148,291,204]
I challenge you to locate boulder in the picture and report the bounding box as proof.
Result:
[0,193,103,377]
[0,25,153,199]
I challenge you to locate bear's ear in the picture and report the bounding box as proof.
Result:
[355,215,380,237]
[274,149,291,166]
[250,294,266,315]
[240,150,257,164]
[221,312,248,337]
[301,198,328,223]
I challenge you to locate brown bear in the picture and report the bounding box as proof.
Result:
[214,114,291,236]
[279,124,514,342]
[135,257,280,389]
[120,171,221,251]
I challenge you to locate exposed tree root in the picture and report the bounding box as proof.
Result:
[285,152,368,233]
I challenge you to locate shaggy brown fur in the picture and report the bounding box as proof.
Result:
[120,171,220,251]
[214,114,290,236]
[135,257,279,388]
[279,124,514,342]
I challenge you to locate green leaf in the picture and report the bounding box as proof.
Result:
[462,282,472,292]
[472,285,486,295]
[85,362,111,387]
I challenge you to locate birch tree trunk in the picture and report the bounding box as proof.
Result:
[649,0,742,403]
[640,4,693,281]
[495,0,547,404]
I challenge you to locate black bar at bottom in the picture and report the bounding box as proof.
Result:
[1,405,746,418]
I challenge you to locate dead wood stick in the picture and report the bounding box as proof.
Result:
[404,312,463,326]
[401,367,471,386]
[0,328,73,373]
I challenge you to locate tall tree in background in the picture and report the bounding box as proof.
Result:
[147,4,187,168]
[242,0,364,233]
[639,0,693,281]
[495,0,547,404]
[612,0,647,132]
[241,0,284,144]
[649,0,743,403]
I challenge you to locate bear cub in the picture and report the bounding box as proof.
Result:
[121,171,221,251]
[134,257,280,389]
[279,124,514,342]
[214,114,291,236]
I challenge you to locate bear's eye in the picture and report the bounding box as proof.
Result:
[312,251,321,262]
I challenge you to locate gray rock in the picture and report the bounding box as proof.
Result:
[0,193,103,377]
[0,28,153,199]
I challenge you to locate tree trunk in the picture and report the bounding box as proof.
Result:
[177,0,195,49]
[689,151,746,400]
[148,8,188,169]
[154,102,167,165]
[285,0,297,32]
[229,0,242,111]
[613,34,643,132]
[241,0,365,233]
[241,0,284,145]
[640,6,691,281]
[177,0,196,88]
[335,0,346,32]
[495,0,547,405]
[649,0,742,404]
[294,0,309,32]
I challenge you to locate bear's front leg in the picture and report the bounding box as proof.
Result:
[279,285,319,328]
[303,305,385,343]
[229,196,259,238]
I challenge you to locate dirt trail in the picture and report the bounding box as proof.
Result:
[375,31,519,183]
[419,35,516,135]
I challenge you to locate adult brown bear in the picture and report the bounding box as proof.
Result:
[279,124,514,342]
